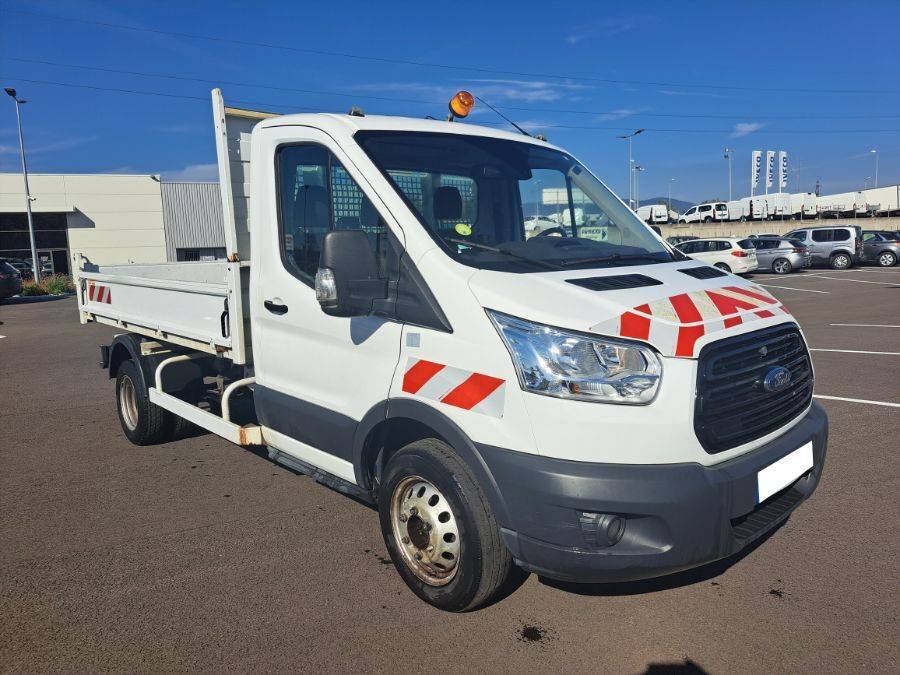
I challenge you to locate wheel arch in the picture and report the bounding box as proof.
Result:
[352,398,512,528]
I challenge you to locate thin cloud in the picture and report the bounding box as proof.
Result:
[567,16,656,44]
[596,108,640,122]
[730,122,764,138]
[354,79,590,104]
[162,163,218,181]
[0,136,96,155]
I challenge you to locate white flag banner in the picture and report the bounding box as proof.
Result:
[751,151,761,189]
[766,151,775,189]
[778,151,788,189]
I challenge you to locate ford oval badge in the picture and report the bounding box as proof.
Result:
[762,366,791,393]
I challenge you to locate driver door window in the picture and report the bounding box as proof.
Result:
[277,144,386,285]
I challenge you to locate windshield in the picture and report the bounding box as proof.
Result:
[355,131,674,272]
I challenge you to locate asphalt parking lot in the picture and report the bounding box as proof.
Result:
[1,268,898,673]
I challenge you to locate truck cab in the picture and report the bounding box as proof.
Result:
[75,90,828,611]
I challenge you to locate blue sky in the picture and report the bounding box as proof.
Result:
[1,0,898,202]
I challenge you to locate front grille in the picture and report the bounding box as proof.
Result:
[695,324,813,454]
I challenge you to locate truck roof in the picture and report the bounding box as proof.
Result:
[257,112,562,150]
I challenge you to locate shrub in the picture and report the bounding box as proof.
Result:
[40,274,75,295]
[19,281,48,296]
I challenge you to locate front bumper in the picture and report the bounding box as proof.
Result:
[481,402,828,583]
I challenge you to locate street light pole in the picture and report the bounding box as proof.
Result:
[5,87,40,283]
[634,165,644,209]
[723,148,733,201]
[668,178,675,212]
[617,129,645,209]
[870,149,878,188]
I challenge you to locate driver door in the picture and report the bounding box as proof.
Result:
[250,127,404,481]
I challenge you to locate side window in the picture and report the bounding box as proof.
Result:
[811,230,832,242]
[680,241,697,254]
[862,232,876,241]
[833,229,851,241]
[277,145,386,284]
[716,241,731,251]
[686,207,696,215]
[699,205,712,212]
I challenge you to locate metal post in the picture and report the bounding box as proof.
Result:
[628,138,633,208]
[6,89,40,283]
[724,148,733,202]
[668,179,674,212]
[871,149,878,188]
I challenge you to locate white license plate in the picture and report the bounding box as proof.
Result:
[757,441,813,503]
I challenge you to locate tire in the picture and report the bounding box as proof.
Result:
[378,438,513,612]
[772,258,793,275]
[115,359,175,445]
[740,216,747,222]
[714,262,731,273]
[830,252,852,270]
[702,217,712,223]
[877,251,897,267]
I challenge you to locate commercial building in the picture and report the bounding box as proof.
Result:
[0,173,225,274]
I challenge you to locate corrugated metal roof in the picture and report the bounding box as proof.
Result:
[160,182,225,261]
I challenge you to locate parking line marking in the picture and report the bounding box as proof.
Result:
[829,323,900,328]
[810,348,900,356]
[810,275,894,285]
[814,395,900,409]
[755,283,830,294]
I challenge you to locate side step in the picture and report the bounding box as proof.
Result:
[269,447,374,505]
[149,388,263,446]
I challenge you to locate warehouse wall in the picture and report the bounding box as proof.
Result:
[0,173,167,265]
[160,182,225,261]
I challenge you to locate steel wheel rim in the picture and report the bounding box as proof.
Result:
[119,375,139,431]
[879,253,894,267]
[390,475,460,586]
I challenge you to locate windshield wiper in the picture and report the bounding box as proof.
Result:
[559,252,670,267]
[446,238,564,271]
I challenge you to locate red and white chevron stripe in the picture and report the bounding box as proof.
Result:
[593,284,789,358]
[401,358,506,418]
[86,282,112,304]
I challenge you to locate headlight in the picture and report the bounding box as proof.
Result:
[487,310,661,404]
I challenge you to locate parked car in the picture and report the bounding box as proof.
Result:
[0,261,23,301]
[751,237,810,274]
[2,257,34,280]
[666,235,697,245]
[675,237,759,274]
[784,225,863,269]
[678,202,727,224]
[861,230,899,267]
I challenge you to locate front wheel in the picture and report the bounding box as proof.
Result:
[772,258,793,275]
[378,439,513,612]
[877,251,896,267]
[831,253,852,270]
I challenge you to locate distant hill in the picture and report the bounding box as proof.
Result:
[638,197,693,213]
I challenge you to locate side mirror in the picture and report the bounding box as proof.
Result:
[316,230,388,317]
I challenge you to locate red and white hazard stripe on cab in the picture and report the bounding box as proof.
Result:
[592,284,789,358]
[86,281,112,304]
[402,358,506,418]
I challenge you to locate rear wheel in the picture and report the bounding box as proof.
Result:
[830,252,852,270]
[772,258,793,275]
[378,439,513,612]
[116,360,175,445]
[877,251,896,267]
[714,262,731,273]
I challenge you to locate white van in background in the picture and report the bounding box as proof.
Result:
[790,193,818,220]
[766,193,792,220]
[747,196,769,221]
[727,199,748,221]
[636,204,668,224]
[678,202,727,223]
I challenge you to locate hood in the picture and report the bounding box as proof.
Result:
[468,261,793,358]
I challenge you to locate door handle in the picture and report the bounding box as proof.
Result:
[264,299,289,315]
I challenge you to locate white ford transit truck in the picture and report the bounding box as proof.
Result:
[75,89,828,611]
